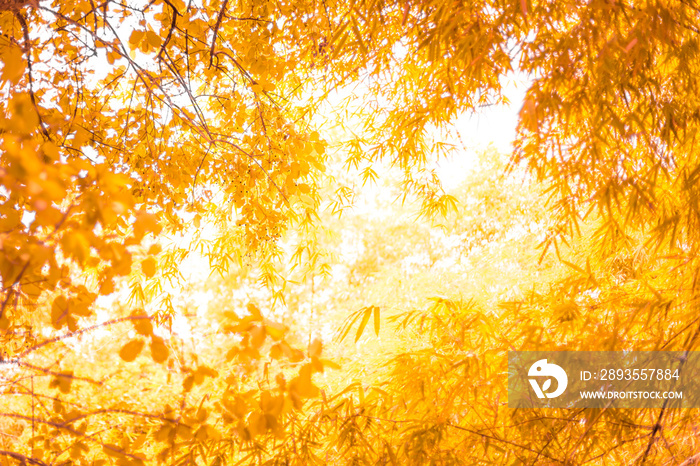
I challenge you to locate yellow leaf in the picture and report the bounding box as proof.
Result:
[176,424,192,440]
[289,367,319,400]
[223,395,248,418]
[195,425,209,440]
[308,338,322,358]
[146,30,162,48]
[72,126,91,147]
[150,336,169,363]
[132,313,153,336]
[9,93,39,132]
[355,307,372,343]
[196,407,208,423]
[264,320,286,340]
[373,306,380,336]
[102,444,124,458]
[299,194,314,207]
[119,339,144,362]
[129,30,145,46]
[248,411,267,436]
[133,211,161,239]
[247,303,262,320]
[51,295,69,329]
[319,358,341,370]
[0,208,21,230]
[130,433,147,449]
[70,442,88,460]
[61,231,91,265]
[141,256,157,278]
[183,375,194,392]
[261,391,284,416]
[270,344,283,359]
[197,365,219,378]
[205,425,221,440]
[249,324,266,348]
[51,373,72,394]
[1,45,25,84]
[154,425,171,442]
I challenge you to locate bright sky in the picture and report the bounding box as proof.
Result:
[435,73,529,190]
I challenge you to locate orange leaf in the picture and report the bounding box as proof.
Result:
[119,339,144,362]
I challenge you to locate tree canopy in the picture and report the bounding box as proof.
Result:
[1,0,700,464]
